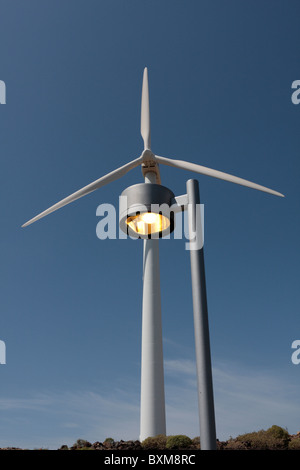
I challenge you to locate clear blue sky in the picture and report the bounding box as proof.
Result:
[0,0,300,449]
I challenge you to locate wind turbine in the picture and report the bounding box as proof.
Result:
[22,67,284,447]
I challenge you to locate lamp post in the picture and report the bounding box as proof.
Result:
[119,178,217,450]
[140,171,166,442]
[120,174,175,441]
[186,179,216,450]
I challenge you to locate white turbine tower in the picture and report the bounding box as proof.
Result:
[22,67,284,446]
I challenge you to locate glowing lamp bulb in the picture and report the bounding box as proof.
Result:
[126,212,170,236]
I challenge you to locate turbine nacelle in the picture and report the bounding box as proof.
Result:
[141,149,161,184]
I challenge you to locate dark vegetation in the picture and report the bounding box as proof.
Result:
[60,425,300,451]
[1,425,300,450]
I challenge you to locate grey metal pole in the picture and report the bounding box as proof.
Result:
[186,179,217,450]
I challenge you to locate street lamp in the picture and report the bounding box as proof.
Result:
[119,182,175,239]
[119,177,217,449]
[22,67,283,450]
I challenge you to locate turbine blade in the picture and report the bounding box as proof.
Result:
[155,155,284,198]
[22,156,143,227]
[141,67,151,150]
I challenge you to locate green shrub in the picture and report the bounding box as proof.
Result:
[73,438,93,450]
[191,436,200,449]
[104,437,115,445]
[59,445,69,450]
[226,429,288,450]
[141,434,167,450]
[266,425,289,441]
[166,435,193,450]
[289,438,300,450]
[225,438,248,450]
